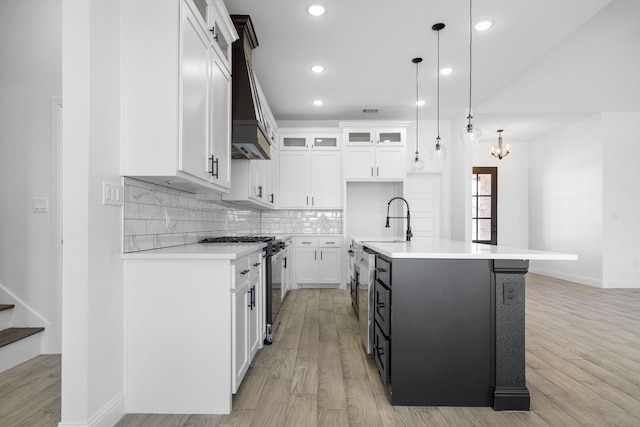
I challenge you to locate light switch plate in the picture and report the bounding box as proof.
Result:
[102,181,123,206]
[33,197,49,213]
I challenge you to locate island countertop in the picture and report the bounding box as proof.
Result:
[362,238,577,261]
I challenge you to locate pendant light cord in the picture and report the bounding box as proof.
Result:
[415,60,419,156]
[436,28,441,143]
[467,0,473,122]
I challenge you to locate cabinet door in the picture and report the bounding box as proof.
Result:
[179,3,211,183]
[310,151,341,208]
[318,248,342,283]
[232,280,250,393]
[279,151,309,208]
[248,279,260,360]
[295,247,318,284]
[209,55,231,188]
[376,129,405,146]
[269,145,279,206]
[375,146,405,179]
[345,130,374,145]
[344,146,376,180]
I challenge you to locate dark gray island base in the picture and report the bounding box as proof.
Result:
[372,254,530,411]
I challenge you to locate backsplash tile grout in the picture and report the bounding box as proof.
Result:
[123,178,342,253]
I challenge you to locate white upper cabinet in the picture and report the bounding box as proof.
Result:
[278,129,342,209]
[341,122,409,181]
[280,130,341,151]
[122,0,237,193]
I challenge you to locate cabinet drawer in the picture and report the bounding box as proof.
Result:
[249,252,263,273]
[374,322,390,385]
[376,256,391,288]
[319,238,341,248]
[296,237,319,248]
[374,280,391,337]
[233,257,250,289]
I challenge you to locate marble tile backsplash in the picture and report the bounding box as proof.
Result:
[261,210,342,235]
[123,178,343,253]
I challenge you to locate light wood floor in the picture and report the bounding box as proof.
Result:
[2,273,640,426]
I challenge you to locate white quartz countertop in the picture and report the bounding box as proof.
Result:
[122,243,266,260]
[362,238,578,261]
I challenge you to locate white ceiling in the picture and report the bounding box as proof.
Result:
[223,0,640,142]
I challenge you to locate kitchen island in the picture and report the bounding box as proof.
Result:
[362,238,576,411]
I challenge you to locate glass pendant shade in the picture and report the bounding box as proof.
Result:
[411,153,425,171]
[460,120,483,146]
[431,138,448,160]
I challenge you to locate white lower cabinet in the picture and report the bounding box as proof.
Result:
[294,237,342,287]
[124,247,263,415]
[231,252,263,393]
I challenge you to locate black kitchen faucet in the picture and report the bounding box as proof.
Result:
[385,196,413,242]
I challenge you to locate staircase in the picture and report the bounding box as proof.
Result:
[0,304,44,373]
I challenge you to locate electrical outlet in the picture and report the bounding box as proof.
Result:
[504,283,517,305]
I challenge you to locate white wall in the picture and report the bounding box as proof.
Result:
[528,115,604,286]
[405,119,451,239]
[472,141,529,248]
[61,0,125,425]
[602,112,640,288]
[0,0,62,352]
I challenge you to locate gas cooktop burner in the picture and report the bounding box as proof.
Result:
[199,236,277,244]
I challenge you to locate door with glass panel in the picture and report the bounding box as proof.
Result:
[471,167,498,245]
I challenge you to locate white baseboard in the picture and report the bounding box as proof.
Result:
[57,392,125,427]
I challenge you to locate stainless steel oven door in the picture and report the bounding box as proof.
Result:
[265,248,285,345]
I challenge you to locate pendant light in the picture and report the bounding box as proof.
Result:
[411,57,425,171]
[490,129,510,159]
[459,0,482,147]
[432,23,447,161]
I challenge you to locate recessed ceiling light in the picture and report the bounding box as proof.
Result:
[311,65,325,73]
[416,100,426,107]
[475,20,493,31]
[307,4,326,16]
[313,99,324,106]
[440,67,453,75]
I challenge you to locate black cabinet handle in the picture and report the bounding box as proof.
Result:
[209,156,219,178]
[283,257,287,268]
[270,193,274,203]
[240,269,250,275]
[257,185,263,198]
[248,286,255,310]
[209,27,218,42]
[253,262,261,267]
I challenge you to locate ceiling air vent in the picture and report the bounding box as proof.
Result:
[362,108,379,114]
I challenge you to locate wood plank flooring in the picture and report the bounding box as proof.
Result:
[2,273,640,426]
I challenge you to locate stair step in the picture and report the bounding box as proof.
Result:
[0,304,15,312]
[0,327,45,348]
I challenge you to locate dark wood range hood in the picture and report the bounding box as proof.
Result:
[230,15,271,160]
